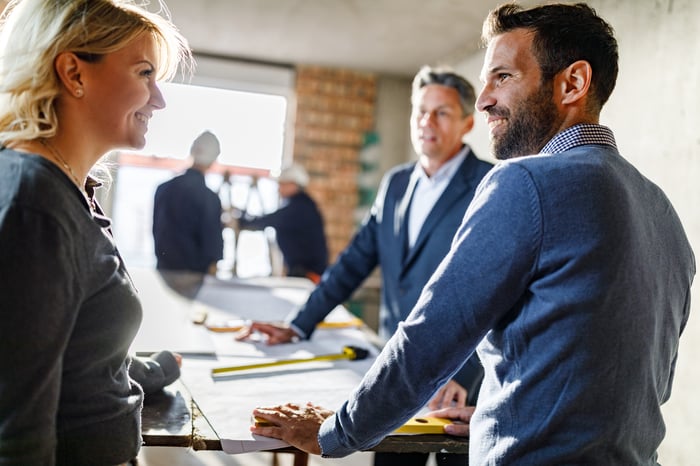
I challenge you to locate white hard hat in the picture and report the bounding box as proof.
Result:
[277,163,309,187]
[190,131,220,166]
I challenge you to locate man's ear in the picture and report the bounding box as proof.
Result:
[461,113,475,135]
[54,52,85,98]
[556,60,592,105]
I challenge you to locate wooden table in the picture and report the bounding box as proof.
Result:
[141,380,470,456]
[133,268,469,462]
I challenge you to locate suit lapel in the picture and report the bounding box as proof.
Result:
[395,169,420,260]
[402,151,475,269]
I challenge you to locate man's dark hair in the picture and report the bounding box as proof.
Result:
[482,2,618,112]
[412,66,476,116]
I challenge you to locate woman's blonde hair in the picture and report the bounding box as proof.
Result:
[0,0,192,145]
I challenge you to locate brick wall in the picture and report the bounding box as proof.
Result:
[292,66,377,262]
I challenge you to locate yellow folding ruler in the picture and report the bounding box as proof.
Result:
[393,417,453,434]
[254,416,452,434]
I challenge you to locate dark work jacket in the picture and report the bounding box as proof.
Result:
[153,169,223,273]
[291,147,493,404]
[239,190,328,277]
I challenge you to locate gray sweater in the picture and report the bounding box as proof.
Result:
[0,149,179,466]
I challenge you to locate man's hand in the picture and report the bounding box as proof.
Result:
[423,406,475,437]
[235,321,300,345]
[428,379,467,410]
[251,402,333,455]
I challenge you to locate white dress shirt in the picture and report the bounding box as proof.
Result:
[407,147,468,248]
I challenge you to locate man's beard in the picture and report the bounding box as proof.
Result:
[490,85,559,161]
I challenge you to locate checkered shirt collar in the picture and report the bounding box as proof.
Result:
[540,124,617,155]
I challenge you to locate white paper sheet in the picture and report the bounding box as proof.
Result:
[129,268,379,454]
[180,326,378,454]
[129,268,217,355]
[195,274,314,322]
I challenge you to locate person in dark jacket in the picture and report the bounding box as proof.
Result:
[153,130,224,298]
[238,66,494,466]
[238,163,328,282]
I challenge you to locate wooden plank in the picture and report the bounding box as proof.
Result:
[372,434,469,454]
[141,383,192,447]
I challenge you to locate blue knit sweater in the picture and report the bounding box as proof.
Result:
[318,125,695,465]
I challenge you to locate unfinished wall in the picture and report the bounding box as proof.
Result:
[454,0,700,463]
[292,66,377,262]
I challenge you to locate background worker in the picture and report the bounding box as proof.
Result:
[239,66,494,466]
[250,3,695,465]
[237,163,328,282]
[153,130,224,298]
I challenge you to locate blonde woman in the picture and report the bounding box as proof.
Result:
[0,0,191,464]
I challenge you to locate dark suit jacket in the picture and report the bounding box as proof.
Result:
[292,147,493,403]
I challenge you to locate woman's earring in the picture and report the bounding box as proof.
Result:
[75,88,84,97]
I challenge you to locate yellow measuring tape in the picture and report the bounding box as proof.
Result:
[393,417,453,434]
[254,416,453,434]
[211,346,369,375]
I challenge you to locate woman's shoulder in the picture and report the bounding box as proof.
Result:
[0,148,79,219]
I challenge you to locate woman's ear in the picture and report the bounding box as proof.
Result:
[556,60,592,106]
[54,52,85,98]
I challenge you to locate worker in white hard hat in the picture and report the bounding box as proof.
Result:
[153,130,224,298]
[238,163,328,282]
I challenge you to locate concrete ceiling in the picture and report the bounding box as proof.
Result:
[162,0,534,77]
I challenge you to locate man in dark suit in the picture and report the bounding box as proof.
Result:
[238,66,493,466]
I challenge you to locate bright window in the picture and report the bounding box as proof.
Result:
[110,81,289,278]
[138,82,287,169]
